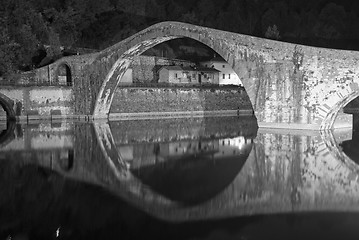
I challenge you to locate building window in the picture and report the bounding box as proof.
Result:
[222,65,225,68]
[228,74,231,79]
[175,73,178,78]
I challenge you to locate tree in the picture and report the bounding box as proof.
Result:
[46,28,61,58]
[51,7,81,46]
[166,0,186,21]
[145,0,166,20]
[179,11,200,25]
[265,24,280,40]
[313,3,346,40]
[243,0,261,35]
[0,17,16,76]
[197,0,217,26]
[217,0,245,33]
[261,8,278,36]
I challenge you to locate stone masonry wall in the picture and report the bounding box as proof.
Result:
[5,53,98,86]
[109,87,252,114]
[0,86,74,117]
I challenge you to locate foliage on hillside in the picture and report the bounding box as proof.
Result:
[1,0,359,76]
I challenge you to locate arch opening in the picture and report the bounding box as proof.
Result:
[58,149,74,171]
[94,34,256,122]
[57,64,72,86]
[128,37,244,86]
[319,88,359,130]
[332,93,359,166]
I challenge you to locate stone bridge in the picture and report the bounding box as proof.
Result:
[75,21,359,130]
[2,21,359,129]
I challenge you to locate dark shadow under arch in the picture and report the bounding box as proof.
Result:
[57,64,72,86]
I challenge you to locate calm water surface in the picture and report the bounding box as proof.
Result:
[1,116,359,240]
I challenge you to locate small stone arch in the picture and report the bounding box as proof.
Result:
[318,83,359,130]
[57,63,72,86]
[0,93,16,121]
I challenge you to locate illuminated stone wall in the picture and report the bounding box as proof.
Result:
[0,86,74,118]
[109,87,253,116]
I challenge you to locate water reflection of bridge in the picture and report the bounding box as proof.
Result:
[2,116,359,222]
[0,121,74,171]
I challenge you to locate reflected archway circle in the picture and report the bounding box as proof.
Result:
[0,92,16,121]
[0,120,16,148]
[321,130,359,175]
[92,121,253,215]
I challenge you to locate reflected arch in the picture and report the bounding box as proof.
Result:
[92,22,260,118]
[0,93,16,121]
[91,120,255,218]
[0,120,16,148]
[90,122,359,221]
[321,129,359,176]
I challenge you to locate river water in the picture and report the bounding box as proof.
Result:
[1,116,359,239]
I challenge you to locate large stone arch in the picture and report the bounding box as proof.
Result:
[80,21,359,130]
[0,92,15,121]
[90,22,274,119]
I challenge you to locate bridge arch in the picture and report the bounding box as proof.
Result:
[56,63,73,86]
[92,22,264,118]
[318,83,359,130]
[86,21,359,130]
[0,93,16,121]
